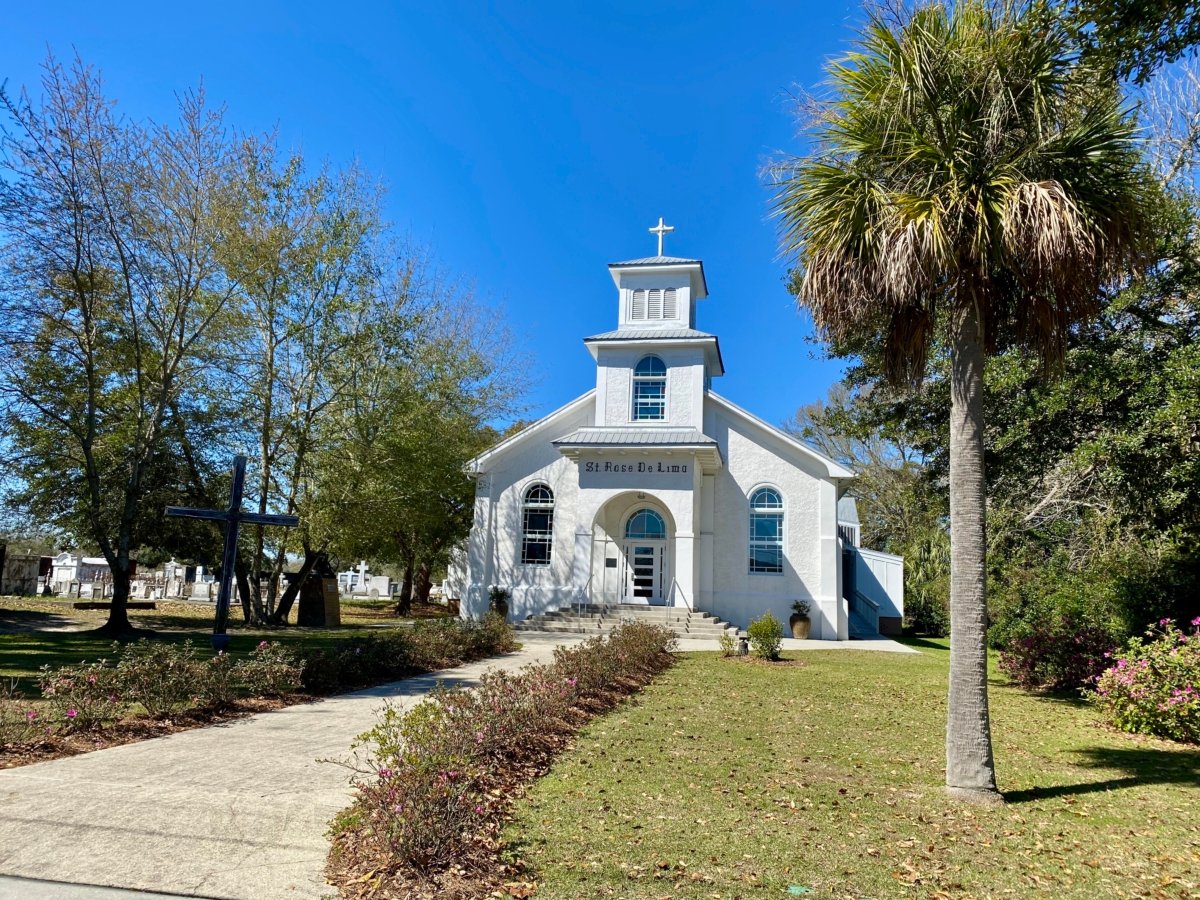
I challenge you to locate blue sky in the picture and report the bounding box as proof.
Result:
[2,1,866,427]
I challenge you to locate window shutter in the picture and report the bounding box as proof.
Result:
[663,287,677,319]
[631,289,647,320]
[648,288,663,318]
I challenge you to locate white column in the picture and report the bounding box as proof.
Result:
[816,479,847,640]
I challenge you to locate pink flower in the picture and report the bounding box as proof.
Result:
[65,709,78,719]
[1191,616,1200,627]
[25,710,37,721]
[377,767,393,778]
[257,640,269,650]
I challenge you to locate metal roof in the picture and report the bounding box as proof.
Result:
[552,427,718,447]
[583,327,716,342]
[608,256,702,267]
[837,495,860,525]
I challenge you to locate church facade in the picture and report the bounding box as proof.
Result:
[454,236,902,640]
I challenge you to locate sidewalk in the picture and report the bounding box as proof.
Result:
[0,634,585,900]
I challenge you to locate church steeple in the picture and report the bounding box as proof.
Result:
[607,218,708,331]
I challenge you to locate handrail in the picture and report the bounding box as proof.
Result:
[576,573,594,619]
[852,589,880,635]
[666,577,692,630]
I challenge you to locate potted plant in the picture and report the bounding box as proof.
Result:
[789,599,811,639]
[487,585,510,621]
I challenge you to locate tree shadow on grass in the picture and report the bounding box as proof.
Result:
[1004,745,1200,803]
[0,608,80,634]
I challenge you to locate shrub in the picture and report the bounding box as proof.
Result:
[336,621,676,875]
[194,652,239,710]
[38,658,122,729]
[299,616,516,694]
[1091,618,1200,744]
[998,615,1121,693]
[717,631,737,658]
[747,612,784,660]
[0,679,45,746]
[115,639,200,717]
[235,641,302,697]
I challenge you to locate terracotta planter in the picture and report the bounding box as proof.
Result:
[789,614,811,640]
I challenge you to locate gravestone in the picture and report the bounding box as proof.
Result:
[298,556,341,627]
[191,582,212,600]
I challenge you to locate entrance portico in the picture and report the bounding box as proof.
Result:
[556,437,722,614]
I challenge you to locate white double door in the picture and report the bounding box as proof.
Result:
[621,540,667,605]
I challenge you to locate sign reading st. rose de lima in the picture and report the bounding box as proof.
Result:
[583,460,689,474]
[446,219,904,640]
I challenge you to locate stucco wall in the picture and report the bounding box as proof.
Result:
[701,400,844,638]
[596,345,706,429]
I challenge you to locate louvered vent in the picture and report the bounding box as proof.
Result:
[647,288,663,318]
[631,289,647,320]
[629,287,679,322]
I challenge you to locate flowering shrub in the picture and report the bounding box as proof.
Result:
[998,615,1120,693]
[38,659,121,730]
[0,679,45,746]
[235,641,302,697]
[1091,618,1200,744]
[747,612,784,660]
[335,621,676,876]
[116,639,201,718]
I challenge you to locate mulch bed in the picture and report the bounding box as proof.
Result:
[326,674,673,899]
[0,695,310,770]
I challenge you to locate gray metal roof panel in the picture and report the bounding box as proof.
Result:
[583,327,716,342]
[837,495,860,525]
[608,256,702,267]
[553,427,718,447]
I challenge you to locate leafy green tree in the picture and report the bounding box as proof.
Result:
[774,1,1151,801]
[310,276,518,614]
[0,57,241,634]
[218,139,383,623]
[1072,0,1200,84]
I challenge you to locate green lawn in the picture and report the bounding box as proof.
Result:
[0,595,442,694]
[508,642,1200,898]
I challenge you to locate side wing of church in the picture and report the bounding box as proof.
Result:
[453,242,903,640]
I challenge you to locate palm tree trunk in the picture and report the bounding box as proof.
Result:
[946,300,1001,803]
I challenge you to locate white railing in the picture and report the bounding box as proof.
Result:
[851,589,881,635]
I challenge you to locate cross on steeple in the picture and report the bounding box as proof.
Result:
[649,217,674,256]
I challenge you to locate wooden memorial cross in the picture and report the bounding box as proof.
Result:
[165,454,299,651]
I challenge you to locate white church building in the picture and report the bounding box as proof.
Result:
[452,225,903,640]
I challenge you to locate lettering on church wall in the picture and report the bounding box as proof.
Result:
[582,460,689,475]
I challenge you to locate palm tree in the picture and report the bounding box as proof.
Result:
[774,1,1150,802]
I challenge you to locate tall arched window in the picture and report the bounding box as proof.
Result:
[632,355,667,421]
[748,487,784,574]
[625,508,667,540]
[521,484,554,565]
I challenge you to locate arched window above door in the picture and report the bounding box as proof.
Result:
[625,508,666,540]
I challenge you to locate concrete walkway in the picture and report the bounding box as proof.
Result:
[0,635,585,900]
[0,631,915,900]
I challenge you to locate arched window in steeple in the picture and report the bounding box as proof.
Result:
[632,355,667,421]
